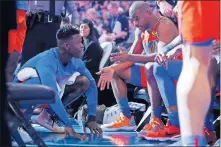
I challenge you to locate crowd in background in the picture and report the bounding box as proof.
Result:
[72,1,135,48]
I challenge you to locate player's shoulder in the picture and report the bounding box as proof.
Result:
[158,17,177,33]
[40,48,58,61]
[35,48,59,69]
[159,17,175,28]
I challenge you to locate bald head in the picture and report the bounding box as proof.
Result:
[129,1,151,18]
[129,1,156,32]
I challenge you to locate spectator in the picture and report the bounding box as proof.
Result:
[124,21,136,50]
[156,0,178,27]
[97,10,110,36]
[86,8,100,39]
[107,2,129,45]
[80,19,103,82]
[120,1,130,17]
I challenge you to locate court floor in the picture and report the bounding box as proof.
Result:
[21,117,180,147]
[11,114,217,147]
[13,115,219,147]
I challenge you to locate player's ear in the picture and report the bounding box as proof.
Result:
[63,42,70,51]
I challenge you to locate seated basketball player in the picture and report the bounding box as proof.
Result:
[97,1,179,134]
[13,26,102,140]
[138,1,219,143]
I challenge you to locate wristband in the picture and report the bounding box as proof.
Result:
[87,115,96,122]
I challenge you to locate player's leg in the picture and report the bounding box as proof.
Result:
[177,42,213,146]
[139,62,164,135]
[177,1,219,145]
[62,76,90,107]
[142,60,182,141]
[101,66,136,131]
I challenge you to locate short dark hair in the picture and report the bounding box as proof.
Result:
[56,25,79,40]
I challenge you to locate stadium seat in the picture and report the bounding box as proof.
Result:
[99,42,113,70]
[133,87,150,103]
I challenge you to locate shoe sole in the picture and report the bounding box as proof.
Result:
[101,126,137,132]
[35,118,65,133]
[142,134,181,141]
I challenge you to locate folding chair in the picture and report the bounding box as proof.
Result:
[7,83,56,147]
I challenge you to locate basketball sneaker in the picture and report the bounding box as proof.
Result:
[142,121,180,141]
[101,112,136,131]
[139,117,164,135]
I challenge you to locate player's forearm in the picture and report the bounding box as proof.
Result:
[171,44,183,56]
[127,53,158,63]
[114,31,128,39]
[110,61,134,71]
[85,79,98,117]
[163,35,182,53]
[79,66,98,117]
[49,94,72,126]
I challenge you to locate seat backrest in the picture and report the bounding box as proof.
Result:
[99,42,113,70]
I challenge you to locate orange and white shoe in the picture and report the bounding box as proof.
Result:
[142,122,180,141]
[101,113,136,131]
[204,127,217,146]
[139,117,164,135]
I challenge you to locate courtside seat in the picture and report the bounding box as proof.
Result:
[134,87,150,103]
[99,42,113,70]
[7,83,56,147]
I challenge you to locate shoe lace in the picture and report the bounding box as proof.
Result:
[50,114,58,127]
[113,114,125,124]
[144,118,159,130]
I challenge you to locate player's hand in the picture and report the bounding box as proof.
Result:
[158,1,173,17]
[172,2,182,18]
[155,52,167,64]
[96,67,114,91]
[65,126,88,140]
[166,48,181,60]
[163,48,182,69]
[84,120,102,135]
[110,47,129,63]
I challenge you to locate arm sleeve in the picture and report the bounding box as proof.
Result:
[162,35,182,53]
[76,60,98,117]
[36,58,71,126]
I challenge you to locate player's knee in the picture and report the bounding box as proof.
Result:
[112,71,120,79]
[114,69,126,80]
[75,76,90,92]
[144,63,154,80]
